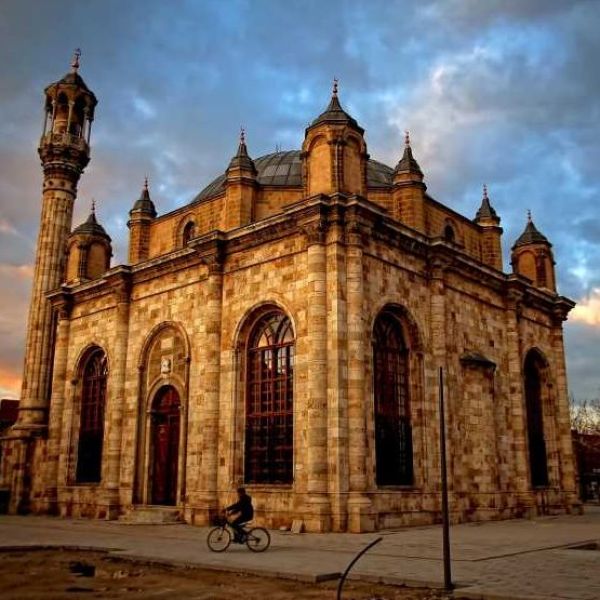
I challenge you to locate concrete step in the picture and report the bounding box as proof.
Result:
[119,505,183,525]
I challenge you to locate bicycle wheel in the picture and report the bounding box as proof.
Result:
[207,526,231,552]
[245,527,271,552]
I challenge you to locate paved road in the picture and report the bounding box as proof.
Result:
[1,507,599,599]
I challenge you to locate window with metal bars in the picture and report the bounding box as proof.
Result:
[524,351,549,487]
[373,312,413,486]
[76,349,107,483]
[245,311,294,484]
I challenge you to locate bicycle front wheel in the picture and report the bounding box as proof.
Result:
[245,527,271,552]
[207,526,231,552]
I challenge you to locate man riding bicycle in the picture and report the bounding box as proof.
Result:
[225,487,254,543]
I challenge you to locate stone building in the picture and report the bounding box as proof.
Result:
[0,57,580,531]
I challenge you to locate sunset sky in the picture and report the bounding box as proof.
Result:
[1,0,600,400]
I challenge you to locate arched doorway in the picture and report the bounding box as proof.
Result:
[524,351,549,487]
[150,386,181,505]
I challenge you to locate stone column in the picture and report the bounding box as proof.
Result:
[103,274,131,518]
[428,256,450,513]
[326,209,349,531]
[550,306,579,511]
[345,218,374,532]
[304,219,331,532]
[44,291,72,513]
[505,286,531,506]
[197,247,224,523]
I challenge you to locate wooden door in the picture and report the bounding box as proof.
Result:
[151,386,180,505]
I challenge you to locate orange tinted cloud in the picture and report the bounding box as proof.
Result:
[571,288,600,326]
[0,365,20,399]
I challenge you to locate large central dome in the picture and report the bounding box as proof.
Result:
[193,150,394,203]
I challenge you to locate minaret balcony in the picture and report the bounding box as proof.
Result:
[39,132,89,153]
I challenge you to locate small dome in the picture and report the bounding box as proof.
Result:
[131,179,157,217]
[513,216,549,249]
[193,150,393,203]
[72,211,111,241]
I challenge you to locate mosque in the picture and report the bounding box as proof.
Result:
[0,54,578,531]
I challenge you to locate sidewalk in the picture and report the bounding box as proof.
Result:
[1,507,599,599]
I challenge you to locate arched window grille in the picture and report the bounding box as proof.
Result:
[245,311,294,484]
[76,349,107,483]
[373,312,413,486]
[524,351,549,487]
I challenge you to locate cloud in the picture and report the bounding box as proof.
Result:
[571,289,600,327]
[1,0,600,399]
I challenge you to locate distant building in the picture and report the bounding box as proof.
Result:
[573,431,600,503]
[0,400,18,434]
[0,55,579,531]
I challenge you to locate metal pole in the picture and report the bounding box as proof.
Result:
[439,366,453,590]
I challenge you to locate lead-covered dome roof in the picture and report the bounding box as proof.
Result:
[193,150,394,202]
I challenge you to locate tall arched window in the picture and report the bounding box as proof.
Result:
[373,312,413,486]
[182,221,196,245]
[443,224,456,243]
[76,349,107,483]
[245,311,294,484]
[524,351,549,487]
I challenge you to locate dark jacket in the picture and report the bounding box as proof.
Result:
[227,493,254,521]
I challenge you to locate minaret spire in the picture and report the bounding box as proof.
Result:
[71,48,81,73]
[475,183,499,223]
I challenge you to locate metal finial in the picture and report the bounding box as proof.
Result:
[240,126,246,145]
[91,197,96,215]
[143,174,149,191]
[71,48,81,72]
[405,130,411,147]
[332,77,339,97]
[483,183,488,200]
[527,209,532,222]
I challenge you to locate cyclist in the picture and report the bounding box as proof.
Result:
[225,487,254,543]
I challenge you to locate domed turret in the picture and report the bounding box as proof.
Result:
[128,177,156,264]
[474,185,503,270]
[66,200,112,283]
[511,211,555,291]
[223,129,257,229]
[302,79,368,197]
[391,132,426,232]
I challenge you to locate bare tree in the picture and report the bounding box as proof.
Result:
[570,397,600,433]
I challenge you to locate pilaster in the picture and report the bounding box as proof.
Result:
[303,218,332,532]
[345,215,375,532]
[103,271,131,518]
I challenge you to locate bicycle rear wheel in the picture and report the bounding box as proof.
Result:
[245,527,271,552]
[207,526,231,552]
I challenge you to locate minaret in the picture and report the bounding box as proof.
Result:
[15,50,97,433]
[511,211,556,292]
[474,184,503,270]
[392,131,427,232]
[128,177,156,264]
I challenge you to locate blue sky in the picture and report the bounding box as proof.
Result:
[1,0,600,399]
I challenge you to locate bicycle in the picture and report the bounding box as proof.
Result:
[206,515,271,553]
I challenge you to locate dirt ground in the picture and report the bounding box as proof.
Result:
[0,549,445,600]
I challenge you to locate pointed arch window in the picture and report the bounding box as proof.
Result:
[245,311,294,484]
[373,312,413,486]
[76,349,107,483]
[524,351,549,487]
